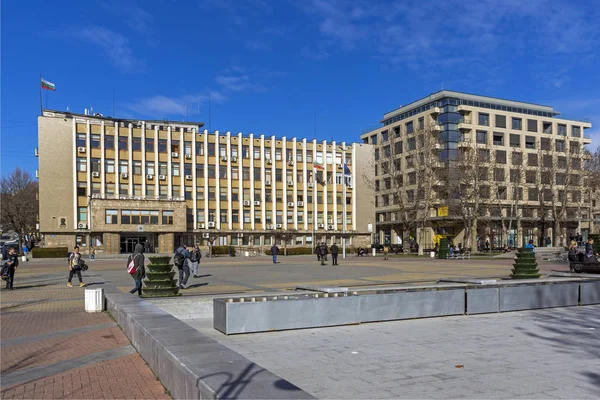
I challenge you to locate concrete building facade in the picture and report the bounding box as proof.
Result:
[361,90,593,250]
[38,110,374,254]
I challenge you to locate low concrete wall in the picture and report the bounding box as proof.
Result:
[215,279,600,335]
[104,286,314,400]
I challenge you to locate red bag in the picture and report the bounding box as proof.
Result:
[127,255,137,275]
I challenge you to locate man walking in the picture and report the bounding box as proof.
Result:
[1,246,19,290]
[128,243,145,297]
[315,244,321,262]
[190,245,202,278]
[271,244,279,264]
[174,245,190,289]
[330,243,339,266]
[67,246,86,287]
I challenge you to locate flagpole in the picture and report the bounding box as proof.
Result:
[39,73,43,115]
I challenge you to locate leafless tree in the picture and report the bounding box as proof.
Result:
[272,229,296,256]
[1,168,38,252]
[369,126,441,254]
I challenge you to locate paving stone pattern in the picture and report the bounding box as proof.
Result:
[0,271,170,399]
[190,305,600,399]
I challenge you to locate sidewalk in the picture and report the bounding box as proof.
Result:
[0,270,170,399]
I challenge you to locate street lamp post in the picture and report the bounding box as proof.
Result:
[339,145,350,259]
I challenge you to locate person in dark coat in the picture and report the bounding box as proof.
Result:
[330,243,339,266]
[129,243,146,297]
[271,244,279,264]
[584,239,597,263]
[1,246,19,290]
[320,243,328,266]
[315,245,321,261]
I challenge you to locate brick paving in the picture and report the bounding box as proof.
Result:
[0,272,170,399]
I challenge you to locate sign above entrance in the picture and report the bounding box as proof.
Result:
[137,225,144,232]
[437,206,448,217]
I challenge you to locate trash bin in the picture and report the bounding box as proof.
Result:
[430,251,435,258]
[244,251,249,257]
[21,255,27,262]
[85,288,104,313]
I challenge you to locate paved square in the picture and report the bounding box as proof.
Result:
[187,305,600,399]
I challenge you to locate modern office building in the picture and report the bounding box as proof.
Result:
[38,110,374,254]
[361,90,593,249]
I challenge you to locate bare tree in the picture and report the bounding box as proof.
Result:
[447,140,488,251]
[583,146,600,234]
[272,229,296,256]
[1,168,38,253]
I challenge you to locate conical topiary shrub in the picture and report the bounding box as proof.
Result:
[511,247,540,279]
[143,256,180,297]
[438,237,449,259]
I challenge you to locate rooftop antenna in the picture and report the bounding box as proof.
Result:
[112,88,115,117]
[313,110,316,140]
[209,95,212,132]
[441,82,444,90]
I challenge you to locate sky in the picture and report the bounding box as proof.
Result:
[2,0,600,177]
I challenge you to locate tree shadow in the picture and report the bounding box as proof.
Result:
[201,363,266,399]
[186,282,209,289]
[195,274,212,279]
[0,299,48,312]
[513,306,600,388]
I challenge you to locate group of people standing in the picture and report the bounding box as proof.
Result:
[315,242,339,266]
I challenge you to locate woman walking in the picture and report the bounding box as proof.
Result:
[67,246,86,287]
[129,243,146,297]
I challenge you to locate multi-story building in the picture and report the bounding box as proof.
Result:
[362,90,592,249]
[38,110,374,254]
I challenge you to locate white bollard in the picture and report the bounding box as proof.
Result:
[430,251,435,258]
[84,288,104,313]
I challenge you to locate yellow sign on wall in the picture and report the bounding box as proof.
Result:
[438,206,448,217]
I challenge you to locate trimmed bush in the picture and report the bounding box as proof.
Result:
[31,247,69,258]
[265,247,313,256]
[211,246,235,256]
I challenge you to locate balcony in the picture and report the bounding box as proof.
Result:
[458,118,472,131]
[458,138,473,148]
[432,123,442,132]
[457,105,470,113]
[430,107,441,115]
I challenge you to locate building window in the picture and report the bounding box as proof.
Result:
[418,117,424,130]
[381,130,389,142]
[145,137,154,152]
[91,158,100,173]
[158,139,167,153]
[527,119,538,132]
[78,207,87,222]
[103,159,114,173]
[540,138,551,151]
[555,140,565,152]
[571,126,581,137]
[91,234,103,247]
[495,150,506,164]
[509,134,520,148]
[146,162,155,176]
[133,161,142,175]
[526,170,537,184]
[528,188,538,201]
[495,115,506,128]
[253,147,261,160]
[478,113,489,126]
[242,145,250,158]
[118,136,128,150]
[306,152,313,163]
[158,162,167,176]
[105,135,114,149]
[106,183,115,196]
[196,142,204,156]
[77,158,87,172]
[76,133,86,147]
[132,137,141,151]
[208,187,216,201]
[510,169,521,183]
[171,140,180,153]
[105,209,118,224]
[525,136,536,149]
[76,235,87,247]
[172,164,180,176]
[219,145,227,158]
[405,121,414,134]
[90,134,100,148]
[207,165,215,178]
[542,122,552,134]
[528,153,538,167]
[476,130,487,144]
[220,210,228,223]
[230,167,238,180]
[242,167,250,180]
[133,184,142,196]
[207,143,215,156]
[512,118,522,130]
[492,132,504,146]
[162,210,174,225]
[159,186,167,198]
[119,160,128,174]
[557,124,567,136]
[146,184,154,197]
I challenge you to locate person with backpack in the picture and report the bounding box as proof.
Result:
[174,245,190,289]
[1,246,19,290]
[190,246,202,278]
[67,246,86,287]
[320,243,328,266]
[127,243,146,296]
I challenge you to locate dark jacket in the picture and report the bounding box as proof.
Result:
[174,246,190,267]
[585,243,595,258]
[271,245,279,255]
[131,243,146,280]
[315,246,322,255]
[330,244,339,255]
[1,252,19,275]
[190,248,201,262]
[321,245,328,255]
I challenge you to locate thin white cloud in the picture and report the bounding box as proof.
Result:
[101,1,153,33]
[55,25,144,72]
[126,91,228,118]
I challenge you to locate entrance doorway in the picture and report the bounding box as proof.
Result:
[120,234,156,254]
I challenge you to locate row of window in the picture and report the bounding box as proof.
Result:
[103,209,173,225]
[375,187,583,206]
[76,134,352,165]
[196,209,352,225]
[78,181,352,203]
[76,160,352,183]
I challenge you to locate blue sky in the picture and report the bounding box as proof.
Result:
[2,0,600,177]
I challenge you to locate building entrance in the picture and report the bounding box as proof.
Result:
[120,234,156,254]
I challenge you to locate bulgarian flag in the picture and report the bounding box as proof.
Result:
[41,78,56,91]
[313,162,324,170]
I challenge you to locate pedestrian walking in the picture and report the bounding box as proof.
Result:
[330,243,339,265]
[545,236,551,248]
[67,246,86,287]
[190,246,202,278]
[315,245,321,261]
[1,246,19,290]
[320,243,328,266]
[271,244,279,264]
[128,243,145,297]
[174,245,190,289]
[383,244,389,260]
[90,246,96,261]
